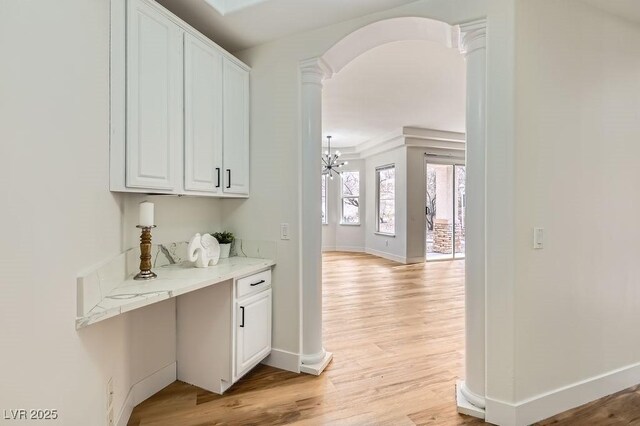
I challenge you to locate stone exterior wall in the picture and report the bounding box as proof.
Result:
[433,219,453,254]
[433,219,465,254]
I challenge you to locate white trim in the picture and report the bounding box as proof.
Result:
[456,380,486,419]
[116,362,176,426]
[486,362,640,426]
[374,232,395,237]
[322,246,365,253]
[365,248,406,264]
[299,351,333,376]
[375,164,396,236]
[116,387,134,426]
[323,127,466,161]
[261,348,301,373]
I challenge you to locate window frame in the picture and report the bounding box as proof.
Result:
[321,173,328,225]
[340,171,360,226]
[375,164,396,236]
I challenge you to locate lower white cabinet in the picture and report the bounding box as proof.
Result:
[177,269,272,394]
[235,289,272,380]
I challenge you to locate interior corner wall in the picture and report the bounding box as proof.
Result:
[510,0,640,422]
[364,147,408,262]
[322,159,366,252]
[0,1,227,424]
[0,1,133,423]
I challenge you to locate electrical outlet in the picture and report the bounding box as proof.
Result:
[280,223,290,240]
[107,377,114,410]
[107,377,114,426]
[385,240,389,247]
[107,408,114,426]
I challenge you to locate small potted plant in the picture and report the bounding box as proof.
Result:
[211,231,234,259]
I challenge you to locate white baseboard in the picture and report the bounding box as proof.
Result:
[322,246,365,253]
[456,381,485,419]
[365,248,407,264]
[116,386,135,426]
[300,351,333,375]
[486,361,640,426]
[261,348,301,373]
[335,246,364,252]
[116,362,177,426]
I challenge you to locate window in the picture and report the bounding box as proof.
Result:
[321,174,328,225]
[376,165,395,235]
[341,171,360,224]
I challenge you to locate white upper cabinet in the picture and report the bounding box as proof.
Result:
[222,60,250,195]
[184,33,223,194]
[111,0,250,197]
[126,0,183,191]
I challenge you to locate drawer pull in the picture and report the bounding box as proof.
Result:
[215,168,220,188]
[240,306,245,327]
[250,280,265,287]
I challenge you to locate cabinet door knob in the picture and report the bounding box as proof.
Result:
[240,306,245,327]
[250,280,265,287]
[226,169,231,189]
[215,168,220,188]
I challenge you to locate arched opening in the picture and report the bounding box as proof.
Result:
[299,16,487,417]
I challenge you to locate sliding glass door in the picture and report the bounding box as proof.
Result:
[426,163,465,261]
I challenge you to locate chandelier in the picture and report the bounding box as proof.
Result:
[322,136,348,179]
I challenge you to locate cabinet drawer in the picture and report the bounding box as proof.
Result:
[236,270,271,299]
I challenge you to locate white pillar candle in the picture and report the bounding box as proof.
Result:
[139,201,154,227]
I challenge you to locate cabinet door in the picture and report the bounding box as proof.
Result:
[222,59,250,195]
[236,289,271,378]
[126,0,183,191]
[184,34,223,193]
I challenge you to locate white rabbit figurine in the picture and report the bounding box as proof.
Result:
[188,233,220,267]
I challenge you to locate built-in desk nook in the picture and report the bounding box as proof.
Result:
[77,241,275,394]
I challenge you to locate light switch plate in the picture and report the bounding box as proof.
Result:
[533,227,544,249]
[280,223,290,240]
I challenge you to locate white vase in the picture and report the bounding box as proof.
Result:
[219,243,231,259]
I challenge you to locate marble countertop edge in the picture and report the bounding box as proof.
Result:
[76,257,275,330]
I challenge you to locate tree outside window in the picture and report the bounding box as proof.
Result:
[376,166,395,234]
[341,171,359,224]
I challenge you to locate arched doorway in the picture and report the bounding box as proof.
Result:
[298,16,487,418]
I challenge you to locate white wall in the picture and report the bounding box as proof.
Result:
[229,0,490,360]
[513,0,640,413]
[0,2,223,424]
[322,160,366,252]
[364,147,408,262]
[0,0,525,423]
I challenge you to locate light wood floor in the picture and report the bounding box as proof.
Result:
[129,252,640,425]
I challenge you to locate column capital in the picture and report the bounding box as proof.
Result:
[300,57,334,86]
[458,18,487,57]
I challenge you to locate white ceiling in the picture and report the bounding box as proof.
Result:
[579,0,640,24]
[322,39,466,148]
[156,0,418,52]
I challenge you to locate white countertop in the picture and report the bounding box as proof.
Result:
[76,256,275,329]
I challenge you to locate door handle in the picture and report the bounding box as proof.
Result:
[240,306,244,327]
[226,169,231,189]
[215,168,220,188]
[250,280,265,287]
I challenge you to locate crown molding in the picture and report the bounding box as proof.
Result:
[326,127,466,160]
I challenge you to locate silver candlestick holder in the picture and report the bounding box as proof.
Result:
[134,225,157,280]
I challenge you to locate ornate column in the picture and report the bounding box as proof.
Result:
[457,19,487,416]
[299,58,333,374]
